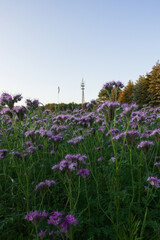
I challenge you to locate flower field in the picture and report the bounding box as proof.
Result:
[1,92,160,240]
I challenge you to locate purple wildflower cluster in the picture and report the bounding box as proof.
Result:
[24,128,63,145]
[77,169,90,178]
[26,99,40,110]
[112,130,140,146]
[155,162,160,171]
[147,176,160,188]
[0,93,22,109]
[120,103,139,118]
[25,210,48,223]
[106,128,120,137]
[67,135,84,145]
[23,142,37,157]
[13,106,26,120]
[137,140,154,152]
[103,81,124,91]
[25,210,78,237]
[52,154,89,178]
[97,101,120,112]
[35,180,56,191]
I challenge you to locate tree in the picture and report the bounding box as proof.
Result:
[132,75,150,107]
[119,80,134,104]
[148,61,160,106]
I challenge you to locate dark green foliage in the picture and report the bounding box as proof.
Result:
[133,75,150,107]
[148,61,160,106]
[44,102,83,112]
[1,103,160,240]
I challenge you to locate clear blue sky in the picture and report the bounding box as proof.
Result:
[0,0,160,105]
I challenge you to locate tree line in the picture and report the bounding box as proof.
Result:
[44,61,160,112]
[97,61,160,107]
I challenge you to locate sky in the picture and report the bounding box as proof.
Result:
[0,0,160,105]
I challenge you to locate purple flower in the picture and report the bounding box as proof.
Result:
[13,94,23,103]
[38,144,44,149]
[14,106,26,120]
[65,214,78,226]
[35,180,56,191]
[110,157,116,163]
[0,93,13,109]
[49,231,55,236]
[147,176,160,188]
[150,129,160,141]
[98,157,104,162]
[25,130,35,138]
[52,154,87,172]
[154,162,160,171]
[1,108,13,118]
[38,229,47,237]
[137,141,154,150]
[60,215,78,232]
[67,136,84,144]
[94,146,103,151]
[48,211,62,226]
[48,133,63,142]
[106,128,120,137]
[0,93,22,109]
[103,81,115,91]
[26,99,40,110]
[77,169,90,178]
[50,150,55,155]
[115,81,124,88]
[25,141,32,147]
[120,103,139,117]
[24,210,48,222]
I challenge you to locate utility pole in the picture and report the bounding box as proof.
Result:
[81,78,85,110]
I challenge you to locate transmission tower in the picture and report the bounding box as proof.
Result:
[81,78,85,110]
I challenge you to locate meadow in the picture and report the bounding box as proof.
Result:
[0,91,160,240]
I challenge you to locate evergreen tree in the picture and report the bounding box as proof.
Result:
[148,61,160,106]
[133,75,150,107]
[119,80,134,104]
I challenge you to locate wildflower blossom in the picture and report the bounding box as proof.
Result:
[50,150,54,155]
[48,211,63,225]
[150,129,160,141]
[38,229,47,237]
[77,169,89,178]
[67,136,84,144]
[106,128,120,137]
[115,81,124,88]
[147,176,160,188]
[60,215,78,232]
[154,162,160,171]
[26,99,40,110]
[24,210,48,222]
[110,157,116,163]
[0,93,22,109]
[98,157,104,162]
[35,180,56,191]
[137,141,154,151]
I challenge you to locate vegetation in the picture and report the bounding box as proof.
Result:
[1,89,160,240]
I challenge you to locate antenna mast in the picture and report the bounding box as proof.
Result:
[81,78,85,110]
